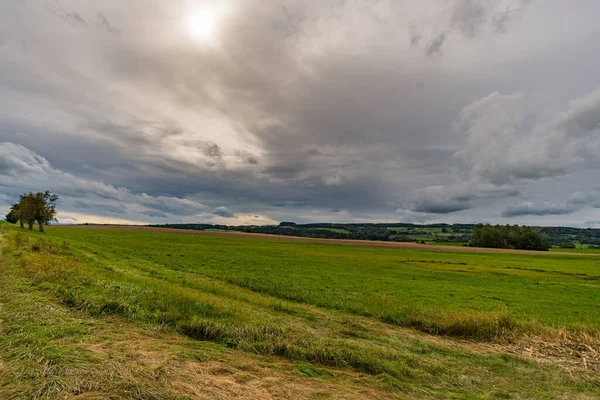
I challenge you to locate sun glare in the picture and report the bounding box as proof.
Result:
[189,10,216,41]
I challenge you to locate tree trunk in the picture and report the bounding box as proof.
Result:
[38,221,44,232]
[20,219,24,229]
[28,222,33,230]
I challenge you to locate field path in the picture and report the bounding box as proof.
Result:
[54,224,595,256]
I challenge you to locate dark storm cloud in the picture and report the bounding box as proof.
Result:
[409,30,422,47]
[213,206,236,218]
[46,0,87,27]
[97,13,120,35]
[426,33,446,56]
[263,164,305,179]
[451,0,487,38]
[416,0,533,56]
[568,190,600,209]
[492,0,532,33]
[501,202,575,217]
[2,0,600,226]
[0,142,222,223]
[140,210,169,218]
[203,143,223,161]
[47,0,122,36]
[73,201,127,215]
[413,201,471,214]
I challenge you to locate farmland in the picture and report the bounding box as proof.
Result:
[152,222,600,248]
[1,223,599,399]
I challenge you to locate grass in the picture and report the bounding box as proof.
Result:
[1,222,600,398]
[44,226,600,334]
[550,247,600,253]
[0,246,395,398]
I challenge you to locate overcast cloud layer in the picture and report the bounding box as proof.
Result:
[1,0,600,226]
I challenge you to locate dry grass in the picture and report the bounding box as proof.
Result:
[497,332,600,374]
[408,329,600,376]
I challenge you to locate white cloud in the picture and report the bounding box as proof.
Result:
[457,87,600,186]
[0,142,214,223]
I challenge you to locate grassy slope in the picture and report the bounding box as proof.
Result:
[1,223,599,399]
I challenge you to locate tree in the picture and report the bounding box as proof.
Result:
[279,222,297,227]
[5,203,24,228]
[18,191,59,232]
[559,242,576,249]
[19,194,36,230]
[5,208,18,224]
[471,224,549,251]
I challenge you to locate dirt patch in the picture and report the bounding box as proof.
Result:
[53,225,593,256]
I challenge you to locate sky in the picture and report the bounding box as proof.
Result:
[1,0,600,227]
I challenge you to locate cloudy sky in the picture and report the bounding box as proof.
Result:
[1,0,600,226]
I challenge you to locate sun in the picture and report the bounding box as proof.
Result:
[189,10,216,41]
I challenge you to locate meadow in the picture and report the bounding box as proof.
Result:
[1,222,599,399]
[48,226,600,333]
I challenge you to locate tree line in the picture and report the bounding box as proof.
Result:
[4,191,59,232]
[471,224,549,251]
[151,222,552,249]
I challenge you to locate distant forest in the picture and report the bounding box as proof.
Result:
[149,222,600,249]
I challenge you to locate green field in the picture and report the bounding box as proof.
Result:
[45,227,600,331]
[1,223,599,399]
[315,227,351,234]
